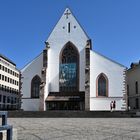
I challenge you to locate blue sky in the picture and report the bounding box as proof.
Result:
[0,0,140,69]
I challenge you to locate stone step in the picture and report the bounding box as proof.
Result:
[7,111,137,118]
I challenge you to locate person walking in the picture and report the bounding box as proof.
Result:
[110,101,113,112]
[113,100,116,111]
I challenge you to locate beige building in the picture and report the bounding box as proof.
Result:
[0,54,21,110]
[127,62,140,110]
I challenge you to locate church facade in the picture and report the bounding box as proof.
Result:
[21,8,127,111]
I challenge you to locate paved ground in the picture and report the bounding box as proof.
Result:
[6,118,140,140]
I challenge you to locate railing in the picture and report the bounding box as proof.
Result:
[0,111,13,140]
[0,103,18,110]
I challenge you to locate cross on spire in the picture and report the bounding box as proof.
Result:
[64,9,71,19]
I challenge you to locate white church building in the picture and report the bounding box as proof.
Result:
[21,8,127,111]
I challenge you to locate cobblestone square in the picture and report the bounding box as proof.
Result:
[5,118,140,140]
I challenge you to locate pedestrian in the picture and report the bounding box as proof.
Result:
[113,100,116,111]
[110,101,113,112]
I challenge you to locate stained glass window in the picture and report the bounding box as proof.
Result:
[97,74,108,97]
[60,42,79,92]
[31,75,41,98]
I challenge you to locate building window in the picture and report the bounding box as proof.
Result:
[135,81,138,94]
[136,98,139,109]
[3,96,6,103]
[97,73,108,97]
[31,75,41,98]
[68,22,70,33]
[2,75,4,80]
[127,85,129,96]
[59,42,79,92]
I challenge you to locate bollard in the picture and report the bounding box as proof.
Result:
[0,111,13,140]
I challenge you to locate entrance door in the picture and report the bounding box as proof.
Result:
[46,101,84,110]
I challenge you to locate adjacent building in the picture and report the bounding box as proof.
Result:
[21,8,127,111]
[0,54,21,110]
[127,62,140,110]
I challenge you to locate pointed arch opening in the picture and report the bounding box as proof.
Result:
[59,42,79,92]
[96,73,108,97]
[31,75,41,98]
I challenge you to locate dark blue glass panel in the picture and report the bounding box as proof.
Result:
[60,63,77,91]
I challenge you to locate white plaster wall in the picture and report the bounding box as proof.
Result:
[90,51,126,110]
[22,99,40,111]
[90,98,124,110]
[46,8,88,92]
[21,53,43,110]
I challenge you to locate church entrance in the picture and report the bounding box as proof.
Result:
[45,42,85,111]
[46,101,84,110]
[46,92,85,110]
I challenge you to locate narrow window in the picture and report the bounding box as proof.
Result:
[127,85,129,96]
[97,73,108,97]
[136,98,139,109]
[135,81,138,94]
[2,75,4,81]
[68,22,70,33]
[31,75,41,98]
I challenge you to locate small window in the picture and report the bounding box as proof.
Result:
[68,22,70,33]
[2,85,4,91]
[5,76,7,82]
[0,95,2,102]
[136,98,139,109]
[31,75,41,98]
[3,96,6,103]
[135,81,138,94]
[97,73,108,97]
[2,75,4,81]
[127,85,129,96]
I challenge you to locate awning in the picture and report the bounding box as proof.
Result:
[46,96,81,101]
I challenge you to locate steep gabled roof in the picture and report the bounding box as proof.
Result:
[91,50,126,68]
[46,7,89,42]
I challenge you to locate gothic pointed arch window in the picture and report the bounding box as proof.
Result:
[97,73,108,97]
[31,75,41,98]
[59,42,79,92]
